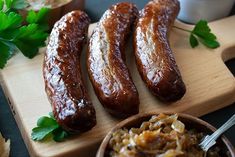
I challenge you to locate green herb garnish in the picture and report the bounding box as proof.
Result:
[174,20,220,49]
[31,112,69,142]
[0,0,50,69]
[26,7,50,31]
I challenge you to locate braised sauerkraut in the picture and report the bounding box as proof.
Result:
[108,114,229,157]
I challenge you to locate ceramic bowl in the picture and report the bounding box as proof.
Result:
[178,0,235,24]
[96,112,235,157]
[20,0,85,28]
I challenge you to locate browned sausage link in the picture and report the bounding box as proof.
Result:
[87,3,139,117]
[43,11,96,133]
[134,0,186,102]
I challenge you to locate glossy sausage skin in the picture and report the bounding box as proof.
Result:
[43,11,96,133]
[87,3,139,117]
[134,0,186,102]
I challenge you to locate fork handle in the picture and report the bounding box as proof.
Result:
[208,114,235,142]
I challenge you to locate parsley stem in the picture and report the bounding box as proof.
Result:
[0,37,10,42]
[0,37,13,43]
[173,26,192,33]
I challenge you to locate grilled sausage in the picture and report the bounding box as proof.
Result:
[87,3,139,117]
[43,11,96,133]
[133,0,186,102]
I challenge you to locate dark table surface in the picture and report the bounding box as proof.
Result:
[0,1,235,157]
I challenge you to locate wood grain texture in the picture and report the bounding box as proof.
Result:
[0,16,235,157]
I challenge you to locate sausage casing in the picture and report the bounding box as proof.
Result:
[87,3,139,117]
[133,0,186,101]
[43,11,96,133]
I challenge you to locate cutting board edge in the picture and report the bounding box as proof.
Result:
[29,140,101,157]
[220,44,235,62]
[180,88,235,117]
[0,73,37,157]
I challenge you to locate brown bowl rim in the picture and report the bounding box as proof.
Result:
[19,0,85,29]
[96,112,235,157]
[26,0,73,10]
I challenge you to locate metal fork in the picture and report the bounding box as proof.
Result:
[199,113,235,152]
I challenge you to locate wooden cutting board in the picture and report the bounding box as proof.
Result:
[1,16,235,157]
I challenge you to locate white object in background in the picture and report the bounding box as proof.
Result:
[178,0,235,24]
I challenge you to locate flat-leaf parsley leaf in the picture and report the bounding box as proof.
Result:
[0,0,49,69]
[31,113,70,142]
[13,24,48,58]
[0,11,23,31]
[0,41,11,68]
[174,20,220,49]
[0,1,4,11]
[26,7,50,31]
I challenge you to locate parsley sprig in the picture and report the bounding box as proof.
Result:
[31,112,70,142]
[0,0,50,69]
[174,20,220,49]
